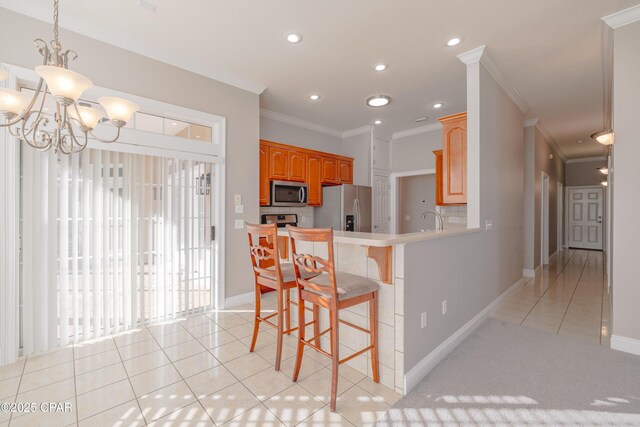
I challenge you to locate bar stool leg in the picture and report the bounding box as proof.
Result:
[312,305,321,348]
[285,289,292,336]
[292,296,306,382]
[249,285,261,352]
[369,292,380,383]
[329,304,340,412]
[275,288,284,371]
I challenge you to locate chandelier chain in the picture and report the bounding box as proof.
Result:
[53,0,60,48]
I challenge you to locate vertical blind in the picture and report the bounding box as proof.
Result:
[21,147,214,353]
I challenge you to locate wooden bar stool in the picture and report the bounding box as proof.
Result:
[246,223,318,371]
[286,225,380,412]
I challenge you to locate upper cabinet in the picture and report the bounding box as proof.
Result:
[288,151,307,182]
[372,137,391,171]
[259,144,270,206]
[322,157,338,184]
[338,159,353,183]
[432,149,445,206]
[269,146,288,180]
[259,140,353,206]
[438,112,467,205]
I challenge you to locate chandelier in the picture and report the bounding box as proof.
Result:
[0,0,139,154]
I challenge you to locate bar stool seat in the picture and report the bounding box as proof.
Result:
[305,272,380,300]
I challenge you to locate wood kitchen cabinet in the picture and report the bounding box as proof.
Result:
[338,159,353,184]
[433,150,445,206]
[322,157,338,184]
[259,144,270,206]
[307,155,323,206]
[269,146,288,180]
[259,140,353,206]
[438,112,467,204]
[287,150,307,182]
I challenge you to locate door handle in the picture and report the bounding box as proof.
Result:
[299,187,303,203]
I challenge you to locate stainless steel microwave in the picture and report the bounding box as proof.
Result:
[271,181,308,207]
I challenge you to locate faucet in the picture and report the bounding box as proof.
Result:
[420,209,444,231]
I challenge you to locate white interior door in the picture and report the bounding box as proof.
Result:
[568,187,603,250]
[372,173,390,233]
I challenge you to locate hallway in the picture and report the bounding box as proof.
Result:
[493,249,609,346]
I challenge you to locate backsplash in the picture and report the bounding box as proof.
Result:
[259,206,314,228]
[437,205,468,230]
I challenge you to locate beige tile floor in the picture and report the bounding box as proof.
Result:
[492,248,610,346]
[0,291,401,427]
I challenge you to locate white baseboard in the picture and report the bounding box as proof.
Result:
[611,335,640,356]
[522,268,535,278]
[404,276,526,394]
[224,291,254,309]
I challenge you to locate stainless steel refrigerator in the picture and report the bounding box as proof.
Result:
[314,184,372,232]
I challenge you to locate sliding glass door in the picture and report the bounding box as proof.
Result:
[21,147,217,349]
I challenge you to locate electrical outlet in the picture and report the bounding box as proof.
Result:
[442,300,447,315]
[235,204,244,214]
[420,312,427,329]
[234,194,242,205]
[234,219,244,230]
[485,220,493,230]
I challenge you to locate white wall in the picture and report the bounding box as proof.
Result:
[391,130,442,173]
[566,159,607,186]
[523,125,565,270]
[398,174,436,233]
[403,61,524,376]
[342,132,372,186]
[611,20,640,350]
[0,9,260,300]
[260,116,342,154]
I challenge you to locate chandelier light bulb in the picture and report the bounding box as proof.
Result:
[98,97,139,126]
[35,65,93,103]
[0,88,29,116]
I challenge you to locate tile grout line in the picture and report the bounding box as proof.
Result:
[520,248,577,325]
[556,250,590,335]
[6,355,28,426]
[112,337,147,427]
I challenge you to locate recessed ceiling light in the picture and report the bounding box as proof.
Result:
[598,167,609,175]
[374,64,387,71]
[431,102,444,109]
[286,33,302,43]
[414,117,428,123]
[309,94,321,101]
[137,0,157,13]
[373,120,383,125]
[171,122,177,126]
[446,37,462,47]
[601,181,608,186]
[366,95,391,107]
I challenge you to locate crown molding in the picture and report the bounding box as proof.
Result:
[524,117,567,162]
[458,45,529,114]
[566,156,607,164]
[259,108,343,138]
[392,123,442,140]
[342,126,372,139]
[602,4,640,29]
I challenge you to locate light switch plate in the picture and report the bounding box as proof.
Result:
[485,220,493,230]
[235,204,244,214]
[234,194,242,205]
[235,219,244,229]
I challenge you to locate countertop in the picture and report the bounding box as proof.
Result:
[277,227,480,247]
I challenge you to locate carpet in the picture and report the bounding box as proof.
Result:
[376,319,640,426]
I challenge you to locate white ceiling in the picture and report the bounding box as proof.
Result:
[1,0,638,158]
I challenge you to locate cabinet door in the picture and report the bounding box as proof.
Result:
[269,146,288,180]
[440,113,467,204]
[322,157,338,184]
[433,150,444,206]
[288,151,307,182]
[307,155,322,206]
[259,144,270,206]
[338,159,353,184]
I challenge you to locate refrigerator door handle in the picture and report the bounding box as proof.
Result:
[355,197,361,232]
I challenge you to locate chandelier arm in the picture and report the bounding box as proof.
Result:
[66,120,88,153]
[21,116,53,152]
[89,126,121,144]
[70,102,90,130]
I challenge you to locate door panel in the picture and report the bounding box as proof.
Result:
[372,174,390,233]
[568,188,603,250]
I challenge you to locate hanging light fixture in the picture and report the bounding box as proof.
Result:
[0,0,138,154]
[590,129,614,146]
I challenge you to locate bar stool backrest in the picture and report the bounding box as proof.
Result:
[286,225,338,300]
[246,223,283,289]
